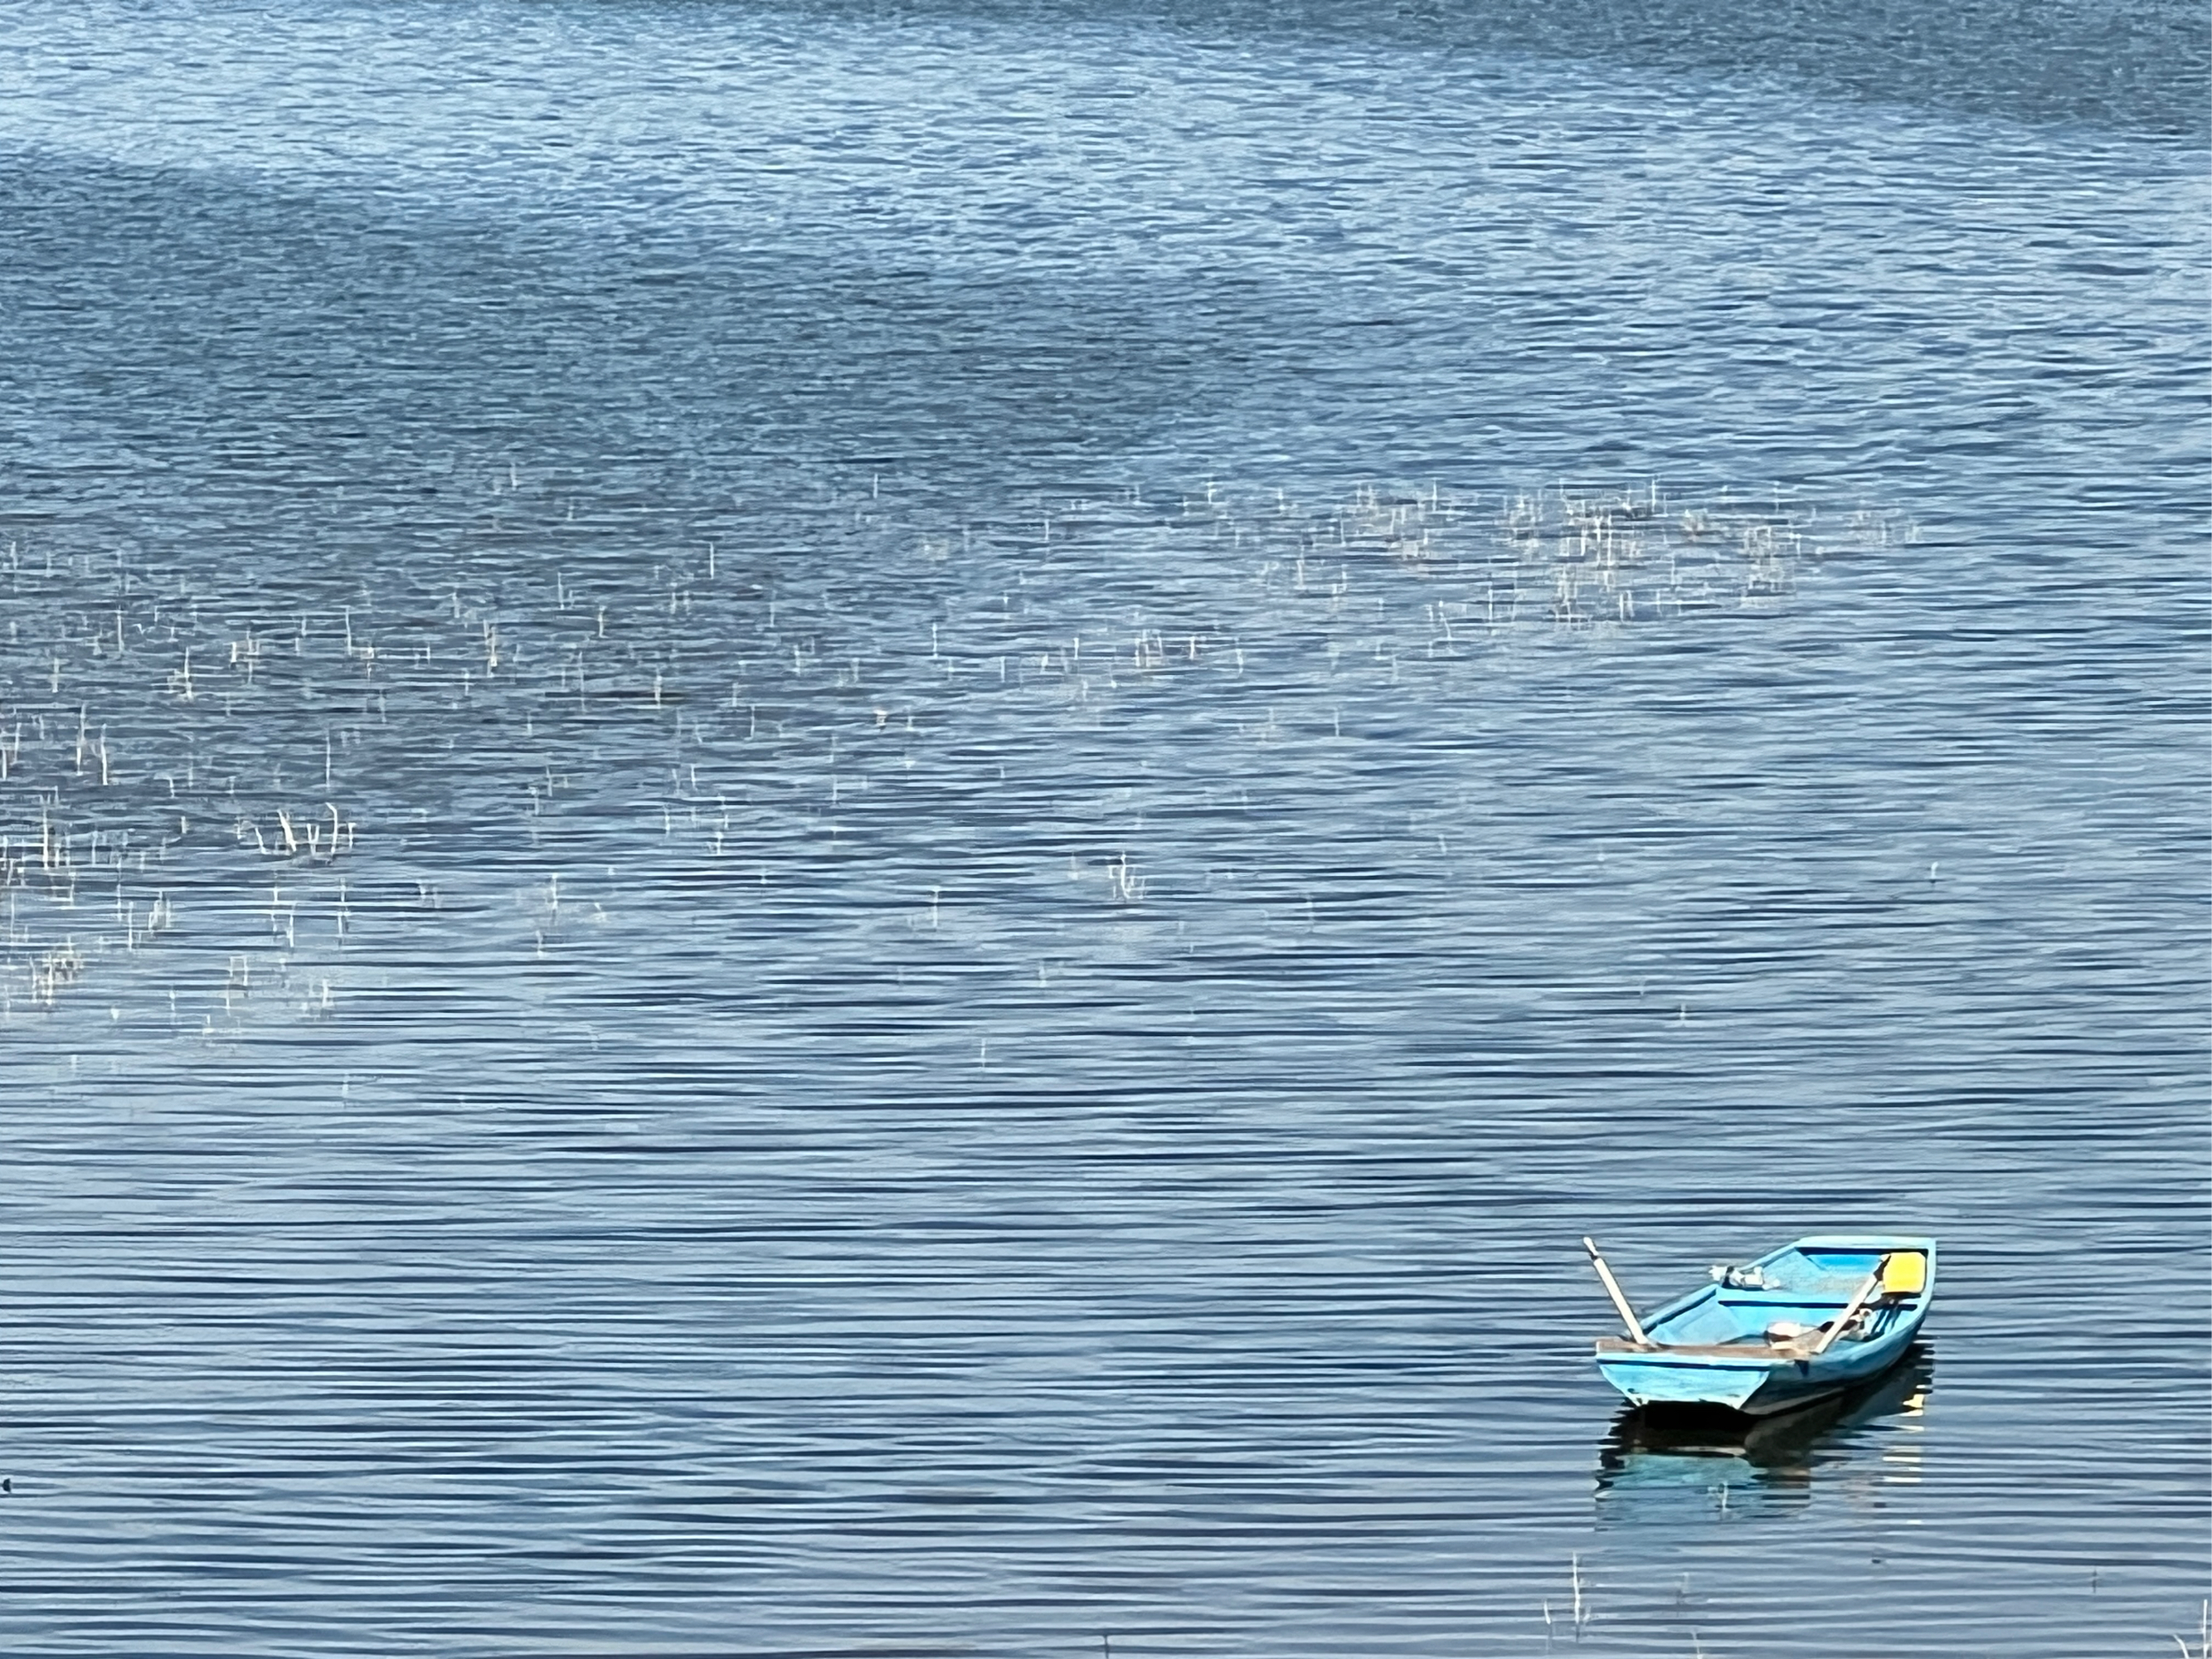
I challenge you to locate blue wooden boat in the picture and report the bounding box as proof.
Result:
[1587,1234,1937,1416]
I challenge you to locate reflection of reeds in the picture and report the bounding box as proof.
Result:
[28,939,83,1005]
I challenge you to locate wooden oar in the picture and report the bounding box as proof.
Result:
[1582,1237,1652,1347]
[1808,1258,1889,1356]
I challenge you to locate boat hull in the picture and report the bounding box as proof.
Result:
[1592,1235,1937,1415]
[1597,1304,1925,1413]
[1597,1345,1935,1503]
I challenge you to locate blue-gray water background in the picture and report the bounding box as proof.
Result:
[0,0,2206,1652]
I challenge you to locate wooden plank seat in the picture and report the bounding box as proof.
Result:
[1594,1336,1810,1360]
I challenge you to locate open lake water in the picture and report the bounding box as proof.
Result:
[0,0,2205,1652]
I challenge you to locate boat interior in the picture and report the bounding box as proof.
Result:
[1636,1242,1932,1352]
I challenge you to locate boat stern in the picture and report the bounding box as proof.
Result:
[1594,1349,1775,1412]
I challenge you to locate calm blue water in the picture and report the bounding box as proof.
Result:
[0,2,2205,1653]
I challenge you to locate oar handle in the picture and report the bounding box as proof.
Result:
[1583,1237,1651,1347]
[1808,1259,1889,1356]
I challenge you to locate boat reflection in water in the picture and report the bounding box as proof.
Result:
[1594,1344,1934,1521]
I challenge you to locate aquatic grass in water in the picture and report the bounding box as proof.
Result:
[0,476,1908,1026]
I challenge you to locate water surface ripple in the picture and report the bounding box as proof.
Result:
[0,1,2205,1653]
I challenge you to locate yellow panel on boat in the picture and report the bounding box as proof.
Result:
[1882,1252,1928,1294]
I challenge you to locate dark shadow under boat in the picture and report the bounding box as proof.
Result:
[1594,1342,1934,1513]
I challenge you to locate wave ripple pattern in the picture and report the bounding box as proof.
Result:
[0,1,2203,1655]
